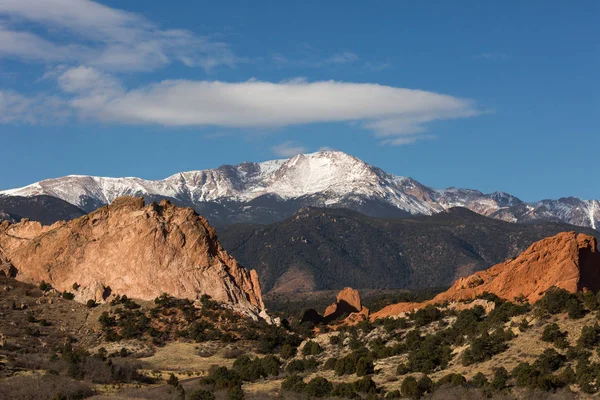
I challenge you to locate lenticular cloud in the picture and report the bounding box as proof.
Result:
[61,73,478,140]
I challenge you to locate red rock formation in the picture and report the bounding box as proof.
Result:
[301,287,369,325]
[0,197,268,320]
[373,232,600,319]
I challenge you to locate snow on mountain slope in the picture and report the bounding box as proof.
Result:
[2,150,599,229]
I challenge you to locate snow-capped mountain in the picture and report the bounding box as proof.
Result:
[2,150,600,229]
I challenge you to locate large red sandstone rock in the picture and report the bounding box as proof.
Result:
[0,197,268,320]
[324,287,363,318]
[372,232,600,319]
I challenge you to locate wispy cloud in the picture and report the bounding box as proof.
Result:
[0,0,237,72]
[270,44,387,71]
[0,90,69,124]
[271,141,308,157]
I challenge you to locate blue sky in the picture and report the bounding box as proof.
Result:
[0,0,598,202]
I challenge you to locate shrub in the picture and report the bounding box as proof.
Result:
[356,357,374,377]
[470,372,488,388]
[39,280,52,291]
[188,389,216,400]
[329,335,342,346]
[302,340,323,356]
[407,334,452,373]
[577,323,600,348]
[332,383,358,398]
[541,323,567,343]
[385,390,402,399]
[567,298,586,319]
[401,376,420,399]
[436,373,466,387]
[86,299,97,308]
[412,305,443,327]
[396,363,409,375]
[281,375,306,393]
[62,291,75,300]
[324,357,337,370]
[167,373,179,387]
[490,367,508,391]
[462,330,510,366]
[534,348,566,373]
[227,385,244,400]
[305,377,333,397]
[280,343,297,360]
[200,366,242,390]
[352,376,377,394]
[537,287,572,315]
[285,358,318,374]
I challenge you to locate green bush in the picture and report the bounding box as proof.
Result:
[400,376,420,399]
[324,357,337,370]
[62,291,75,300]
[436,373,466,387]
[304,377,333,397]
[302,340,323,356]
[490,367,508,391]
[167,373,178,387]
[470,372,488,388]
[356,357,374,377]
[462,330,510,365]
[396,363,409,375]
[285,357,318,374]
[385,389,402,399]
[534,348,565,373]
[537,287,572,315]
[412,305,443,327]
[281,375,306,393]
[332,382,358,398]
[541,323,566,344]
[407,334,452,373]
[567,298,586,319]
[352,376,377,394]
[577,323,600,348]
[39,281,52,292]
[280,343,297,359]
[188,389,215,400]
[86,299,97,308]
[227,385,244,400]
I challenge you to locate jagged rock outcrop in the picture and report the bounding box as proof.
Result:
[0,197,268,320]
[373,232,600,319]
[323,287,367,319]
[301,287,369,325]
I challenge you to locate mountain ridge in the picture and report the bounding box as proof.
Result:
[2,150,599,229]
[218,206,600,293]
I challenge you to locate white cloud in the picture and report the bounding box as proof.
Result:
[1,66,479,145]
[0,90,69,124]
[0,0,236,71]
[60,74,477,138]
[57,70,478,143]
[271,141,308,157]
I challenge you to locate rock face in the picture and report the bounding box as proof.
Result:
[0,197,268,319]
[373,232,600,319]
[302,287,369,325]
[323,287,365,319]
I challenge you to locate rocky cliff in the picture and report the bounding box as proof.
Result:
[373,232,600,319]
[0,197,268,320]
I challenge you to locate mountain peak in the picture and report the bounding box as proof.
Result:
[2,152,600,230]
